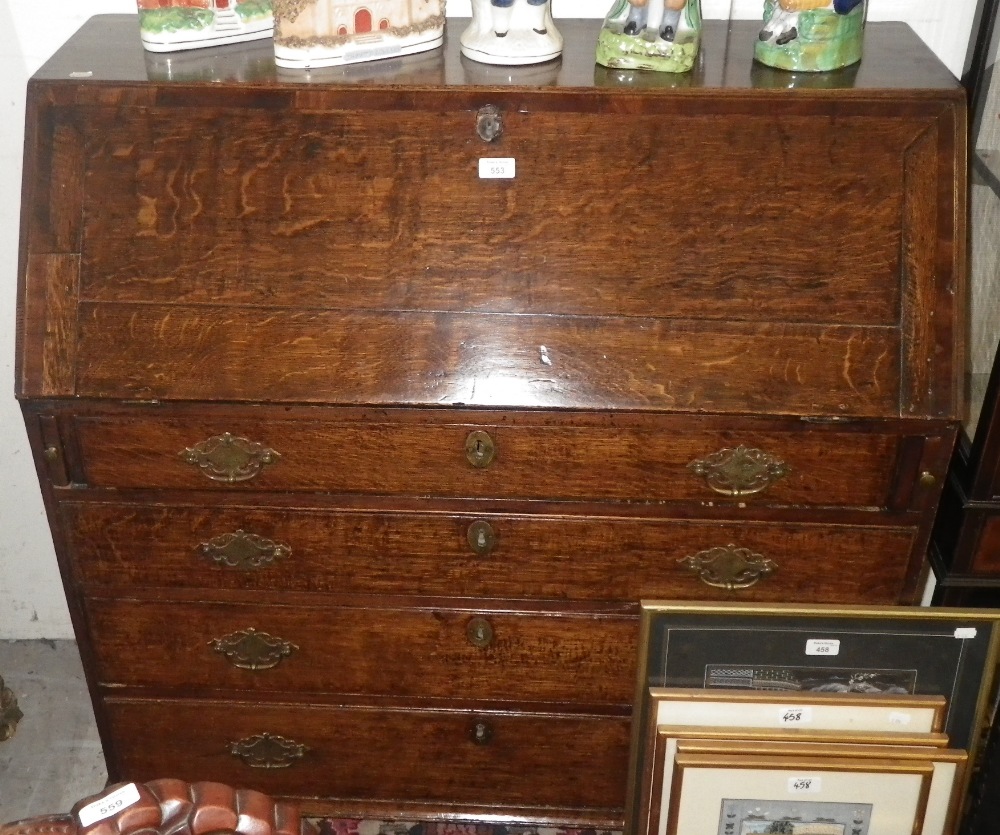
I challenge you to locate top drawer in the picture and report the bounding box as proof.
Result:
[19,86,964,418]
[58,407,950,510]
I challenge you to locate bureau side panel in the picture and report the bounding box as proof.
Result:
[17,94,85,398]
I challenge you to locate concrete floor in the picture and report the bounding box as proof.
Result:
[0,641,107,823]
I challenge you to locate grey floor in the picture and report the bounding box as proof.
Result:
[0,641,107,823]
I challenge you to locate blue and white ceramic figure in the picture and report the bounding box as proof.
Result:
[460,0,563,65]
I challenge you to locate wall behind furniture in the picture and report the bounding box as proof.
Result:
[0,0,979,640]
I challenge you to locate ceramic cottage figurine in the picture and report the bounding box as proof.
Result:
[460,0,563,65]
[756,0,867,71]
[595,0,702,73]
[137,0,274,52]
[273,0,446,68]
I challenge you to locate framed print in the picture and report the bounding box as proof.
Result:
[640,726,957,835]
[625,602,1000,834]
[672,740,965,835]
[666,752,934,835]
[634,693,948,835]
[635,602,1000,745]
[649,688,947,735]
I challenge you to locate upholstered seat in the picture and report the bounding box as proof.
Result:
[0,780,315,835]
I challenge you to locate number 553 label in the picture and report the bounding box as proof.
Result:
[479,158,516,179]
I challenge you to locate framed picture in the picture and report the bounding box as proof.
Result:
[648,688,948,735]
[635,693,950,835]
[649,737,966,835]
[666,751,934,835]
[626,602,1000,834]
[635,602,1000,746]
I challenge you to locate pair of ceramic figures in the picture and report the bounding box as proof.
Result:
[600,0,869,72]
[466,0,868,73]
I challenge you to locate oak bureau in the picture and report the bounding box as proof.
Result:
[16,14,966,827]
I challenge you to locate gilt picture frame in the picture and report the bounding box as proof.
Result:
[666,751,934,835]
[643,733,966,835]
[634,691,949,835]
[626,602,1000,835]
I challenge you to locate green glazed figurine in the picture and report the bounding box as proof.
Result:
[596,0,702,73]
[755,0,867,72]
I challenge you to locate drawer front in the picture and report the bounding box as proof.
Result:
[102,698,630,815]
[64,502,919,604]
[69,412,938,509]
[86,599,637,705]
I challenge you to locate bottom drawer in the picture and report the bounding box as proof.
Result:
[102,698,630,822]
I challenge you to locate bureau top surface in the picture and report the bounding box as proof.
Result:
[19,15,967,418]
[34,15,959,96]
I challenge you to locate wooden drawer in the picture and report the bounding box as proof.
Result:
[85,598,637,705]
[63,501,920,604]
[66,410,947,510]
[102,697,631,820]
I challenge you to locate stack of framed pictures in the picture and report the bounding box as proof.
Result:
[626,603,1000,835]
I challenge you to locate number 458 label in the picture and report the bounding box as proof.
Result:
[77,783,141,827]
[479,157,516,179]
[788,776,822,793]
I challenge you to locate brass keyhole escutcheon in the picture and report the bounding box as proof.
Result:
[476,105,503,143]
[471,721,494,745]
[467,520,497,557]
[467,617,494,649]
[465,430,496,469]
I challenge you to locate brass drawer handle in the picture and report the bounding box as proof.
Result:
[200,530,291,570]
[688,445,789,497]
[467,617,494,649]
[476,105,503,143]
[180,433,280,483]
[210,628,298,671]
[467,520,497,556]
[471,721,494,745]
[229,733,308,769]
[679,544,777,590]
[465,430,496,469]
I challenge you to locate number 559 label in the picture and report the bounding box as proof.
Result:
[479,157,516,179]
[77,783,141,827]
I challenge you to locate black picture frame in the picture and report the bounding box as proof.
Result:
[626,602,1000,835]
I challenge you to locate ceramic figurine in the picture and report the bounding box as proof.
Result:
[137,0,274,52]
[273,0,446,68]
[755,0,867,71]
[460,0,563,66]
[595,0,702,73]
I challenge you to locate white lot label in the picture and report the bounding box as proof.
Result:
[77,783,141,827]
[788,776,822,793]
[806,638,841,656]
[479,157,516,179]
[955,627,978,639]
[779,706,813,725]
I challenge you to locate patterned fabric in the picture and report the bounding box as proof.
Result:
[314,821,621,835]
